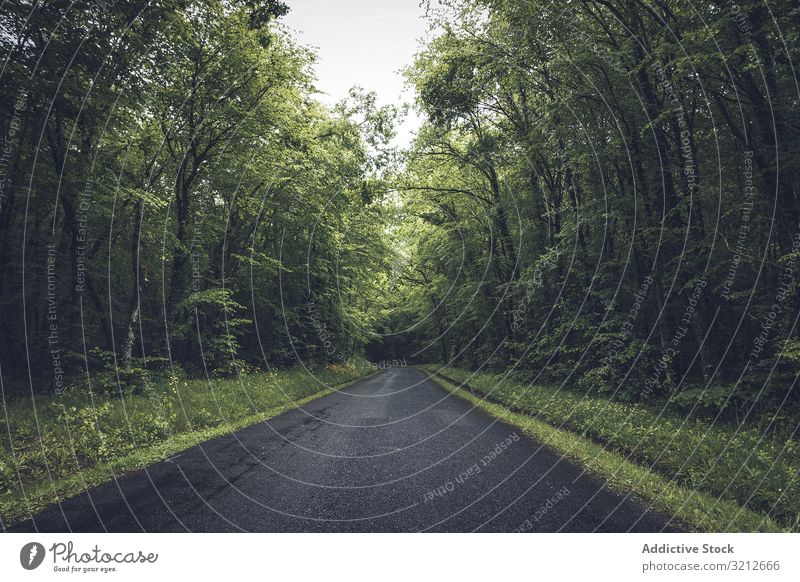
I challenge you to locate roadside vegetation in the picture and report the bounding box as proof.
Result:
[423,365,798,532]
[0,360,371,525]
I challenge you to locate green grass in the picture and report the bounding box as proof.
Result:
[421,365,798,532]
[0,360,373,526]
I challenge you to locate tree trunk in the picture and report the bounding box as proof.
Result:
[121,198,144,369]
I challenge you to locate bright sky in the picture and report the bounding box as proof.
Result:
[282,0,429,147]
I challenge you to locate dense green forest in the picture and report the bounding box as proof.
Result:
[1,0,800,524]
[2,0,800,421]
[0,0,404,392]
[375,0,800,433]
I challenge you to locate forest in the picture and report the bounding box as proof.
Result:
[385,0,800,431]
[0,0,402,389]
[1,0,799,529]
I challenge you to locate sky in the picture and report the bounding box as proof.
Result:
[282,0,430,147]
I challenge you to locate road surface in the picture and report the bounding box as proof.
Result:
[8,367,680,532]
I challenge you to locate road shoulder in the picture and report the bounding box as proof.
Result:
[2,370,381,529]
[423,368,782,532]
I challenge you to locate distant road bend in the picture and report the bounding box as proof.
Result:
[10,367,679,532]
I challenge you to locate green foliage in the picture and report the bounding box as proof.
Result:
[174,288,252,373]
[387,0,800,428]
[0,0,394,388]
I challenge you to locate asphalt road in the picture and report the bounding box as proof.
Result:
[8,367,680,532]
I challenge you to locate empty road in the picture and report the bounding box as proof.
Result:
[9,367,679,532]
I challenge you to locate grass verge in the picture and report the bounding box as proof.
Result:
[1,360,374,527]
[422,365,792,532]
